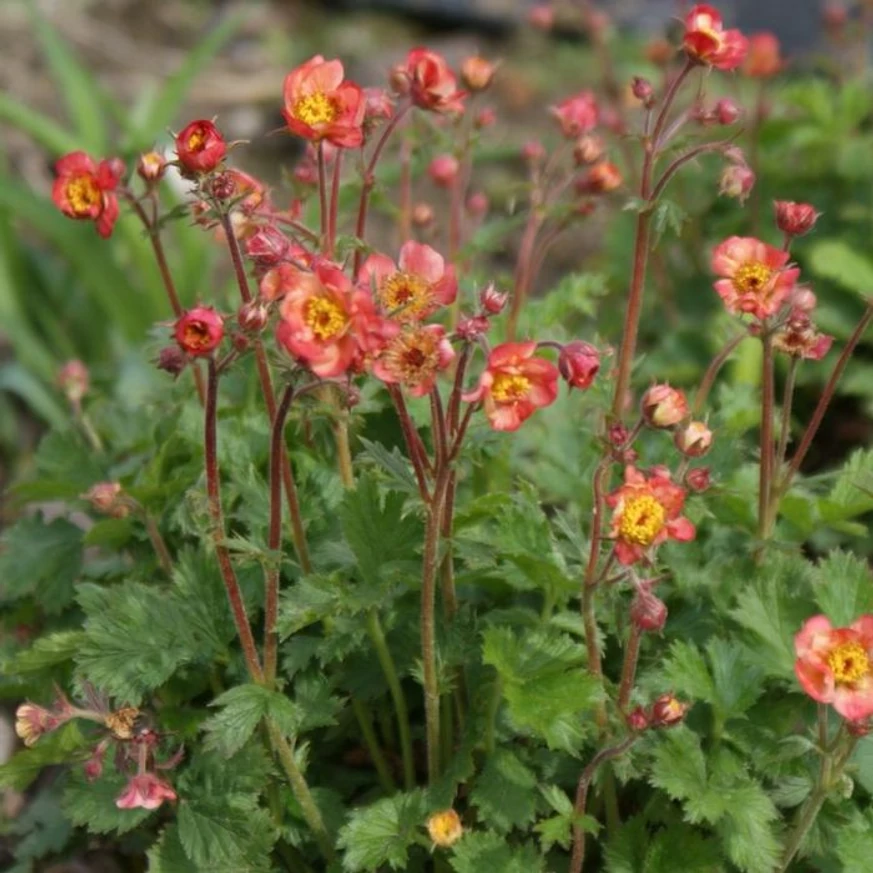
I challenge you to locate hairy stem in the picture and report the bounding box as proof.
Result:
[758,331,776,542]
[617,623,643,712]
[691,332,747,415]
[351,697,396,794]
[144,514,173,577]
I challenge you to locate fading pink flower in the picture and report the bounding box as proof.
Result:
[550,91,598,138]
[773,311,833,360]
[116,772,177,810]
[403,48,465,114]
[373,324,455,397]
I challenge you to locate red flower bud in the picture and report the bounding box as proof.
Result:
[175,119,227,175]
[573,135,605,166]
[81,482,130,518]
[626,706,650,731]
[412,202,435,227]
[480,283,508,314]
[685,467,711,492]
[631,76,654,106]
[157,346,187,378]
[456,315,490,341]
[577,162,622,195]
[774,201,820,237]
[237,300,270,333]
[245,225,291,268]
[715,98,742,125]
[57,359,89,404]
[174,306,225,357]
[461,56,497,92]
[847,718,872,738]
[428,154,460,188]
[631,588,668,632]
[674,421,714,457]
[608,422,631,447]
[208,171,236,201]
[466,192,489,218]
[137,150,167,183]
[558,341,600,390]
[642,383,688,428]
[650,693,689,727]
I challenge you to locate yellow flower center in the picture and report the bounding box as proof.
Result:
[187,129,206,152]
[384,330,439,384]
[733,261,773,296]
[293,92,339,126]
[66,174,101,214]
[379,272,433,321]
[105,706,141,740]
[827,641,869,685]
[618,494,667,546]
[490,373,530,403]
[304,296,347,341]
[427,810,463,847]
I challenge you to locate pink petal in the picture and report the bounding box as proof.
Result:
[399,241,444,282]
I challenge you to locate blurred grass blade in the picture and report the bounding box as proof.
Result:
[0,93,81,155]
[30,6,108,154]
[0,362,67,429]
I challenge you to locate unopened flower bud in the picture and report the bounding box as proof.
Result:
[461,56,497,92]
[232,333,251,354]
[175,119,226,175]
[627,706,650,731]
[466,191,489,218]
[81,482,130,518]
[631,587,668,632]
[157,345,187,378]
[245,225,290,268]
[522,140,546,164]
[57,359,89,404]
[642,383,688,429]
[456,315,490,341]
[15,703,60,747]
[608,422,631,447]
[774,201,820,237]
[577,161,622,194]
[573,134,605,166]
[631,76,654,107]
[715,98,742,125]
[237,300,269,333]
[480,283,508,314]
[789,285,817,312]
[137,151,167,183]
[208,171,236,201]
[412,202,435,227]
[685,467,711,492]
[558,341,600,390]
[174,306,224,357]
[719,163,755,203]
[293,162,318,186]
[426,809,464,847]
[528,3,555,31]
[650,693,688,727]
[674,421,713,457]
[84,740,109,782]
[475,107,497,129]
[428,154,460,188]
[389,63,411,96]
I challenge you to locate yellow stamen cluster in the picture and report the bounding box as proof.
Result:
[304,296,347,340]
[105,706,141,740]
[618,494,666,546]
[490,373,530,403]
[66,174,101,214]
[426,809,463,848]
[379,272,433,321]
[827,641,869,685]
[732,261,772,296]
[187,129,206,151]
[383,330,440,385]
[293,92,339,126]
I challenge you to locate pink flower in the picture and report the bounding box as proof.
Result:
[795,615,873,721]
[683,4,748,71]
[52,151,121,238]
[15,703,61,747]
[463,341,559,432]
[550,91,598,138]
[607,466,695,565]
[742,32,783,78]
[174,120,227,175]
[719,163,755,203]
[711,236,800,320]
[282,56,365,148]
[373,324,455,397]
[174,306,225,357]
[558,341,600,390]
[116,772,177,811]
[358,241,457,323]
[403,48,466,114]
[245,225,291,269]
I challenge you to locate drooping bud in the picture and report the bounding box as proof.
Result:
[237,300,270,333]
[641,383,688,429]
[137,150,167,183]
[81,482,131,519]
[774,201,820,237]
[174,306,225,357]
[428,154,460,188]
[719,162,755,203]
[480,283,508,314]
[631,76,654,107]
[650,693,689,727]
[577,161,622,194]
[685,467,711,493]
[461,56,497,92]
[15,703,60,747]
[626,706,650,731]
[715,98,742,125]
[156,346,187,378]
[631,587,668,632]
[558,341,600,390]
[174,119,227,175]
[245,225,291,268]
[412,202,435,227]
[57,359,89,405]
[426,809,464,848]
[674,421,714,457]
[573,134,605,166]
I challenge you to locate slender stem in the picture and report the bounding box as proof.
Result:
[398,137,412,244]
[691,332,747,415]
[144,514,173,576]
[506,211,543,342]
[351,698,396,794]
[327,150,343,259]
[775,357,799,480]
[649,137,740,203]
[388,385,431,500]
[264,385,295,686]
[266,720,335,861]
[205,360,263,683]
[569,736,638,873]
[366,611,416,790]
[617,623,643,712]
[334,406,355,489]
[317,143,328,248]
[758,331,776,541]
[484,678,502,755]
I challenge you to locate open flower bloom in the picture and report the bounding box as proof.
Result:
[282,56,365,148]
[463,341,559,432]
[358,241,457,323]
[373,324,455,397]
[52,151,121,238]
[277,262,383,377]
[174,307,225,357]
[116,772,177,811]
[607,466,695,565]
[683,4,748,70]
[550,91,598,138]
[404,48,466,114]
[711,236,800,320]
[795,615,873,721]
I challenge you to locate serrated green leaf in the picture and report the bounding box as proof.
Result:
[717,782,780,873]
[469,749,537,833]
[63,770,154,835]
[358,437,419,495]
[0,722,85,791]
[812,550,873,626]
[807,238,873,297]
[7,789,73,866]
[449,831,545,873]
[13,631,84,673]
[148,824,195,873]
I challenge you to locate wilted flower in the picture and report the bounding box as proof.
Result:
[174,306,225,357]
[558,341,600,390]
[742,32,783,78]
[373,324,455,397]
[578,162,622,194]
[795,615,873,720]
[15,703,60,747]
[573,134,605,166]
[456,315,490,341]
[480,283,508,315]
[719,162,755,203]
[550,91,598,138]
[156,346,187,377]
[52,151,121,238]
[174,120,226,175]
[116,772,177,811]
[403,48,465,114]
[642,384,688,429]
[773,311,833,360]
[683,4,748,70]
[774,201,820,237]
[626,706,650,731]
[426,809,464,847]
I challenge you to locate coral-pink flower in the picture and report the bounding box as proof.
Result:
[550,91,598,138]
[52,151,121,238]
[606,466,695,565]
[403,48,466,114]
[742,32,783,78]
[358,241,457,323]
[115,772,177,811]
[373,324,455,397]
[795,615,873,721]
[463,341,559,432]
[683,4,748,71]
[282,56,365,148]
[711,236,800,320]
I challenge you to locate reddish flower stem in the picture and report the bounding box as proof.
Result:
[317,143,328,248]
[691,332,747,415]
[264,384,296,686]
[506,212,543,341]
[143,514,173,577]
[617,623,643,712]
[205,359,264,683]
[388,385,430,500]
[649,136,740,203]
[758,331,776,541]
[327,150,344,258]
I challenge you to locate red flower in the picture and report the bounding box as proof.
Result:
[774,201,820,237]
[463,341,559,432]
[116,772,177,811]
[358,241,457,323]
[277,262,384,378]
[245,225,291,269]
[174,120,227,174]
[404,48,466,114]
[607,466,695,565]
[577,161,622,194]
[683,4,748,71]
[711,236,800,320]
[558,341,600,390]
[52,151,121,238]
[174,307,225,357]
[550,91,598,138]
[373,324,455,397]
[282,56,365,148]
[795,615,873,721]
[742,32,783,78]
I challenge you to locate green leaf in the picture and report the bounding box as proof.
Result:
[807,238,873,297]
[0,91,81,154]
[649,728,715,823]
[651,198,689,244]
[812,550,873,626]
[716,781,780,873]
[358,437,419,495]
[449,831,545,873]
[337,790,428,872]
[0,514,82,613]
[837,809,873,872]
[0,723,85,791]
[63,770,154,835]
[0,362,67,429]
[148,824,195,873]
[469,749,537,833]
[8,790,73,865]
[13,631,84,673]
